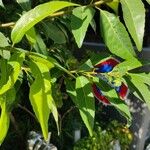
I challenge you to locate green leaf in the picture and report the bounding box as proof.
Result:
[128,74,150,109]
[0,101,10,145]
[0,0,4,8]
[100,10,136,59]
[25,27,37,45]
[146,0,150,4]
[0,32,9,47]
[128,73,150,86]
[0,52,25,95]
[29,61,58,140]
[120,0,145,51]
[0,32,10,59]
[16,0,31,11]
[76,76,95,136]
[71,6,95,48]
[41,21,67,44]
[29,52,75,78]
[11,1,79,44]
[33,33,48,55]
[113,57,142,74]
[106,0,119,14]
[93,77,132,126]
[66,78,95,136]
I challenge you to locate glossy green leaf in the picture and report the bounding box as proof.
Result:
[120,0,145,51]
[106,0,119,14]
[41,21,66,44]
[29,61,58,139]
[11,1,79,44]
[0,101,10,145]
[128,74,150,109]
[71,6,95,48]
[100,10,136,59]
[75,76,95,136]
[16,0,31,11]
[0,52,25,95]
[94,77,132,126]
[66,78,95,136]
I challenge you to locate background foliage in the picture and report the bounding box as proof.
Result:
[0,0,150,149]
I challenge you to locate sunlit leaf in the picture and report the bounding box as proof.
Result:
[66,77,95,136]
[0,101,10,145]
[71,6,95,48]
[120,0,145,51]
[100,10,136,59]
[29,61,58,139]
[11,1,79,44]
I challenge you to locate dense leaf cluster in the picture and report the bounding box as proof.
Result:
[0,0,149,148]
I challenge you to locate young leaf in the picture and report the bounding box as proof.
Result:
[120,0,145,51]
[0,52,25,95]
[11,1,79,44]
[0,101,10,145]
[106,0,119,14]
[66,78,95,136]
[128,74,150,109]
[100,10,136,60]
[29,61,58,140]
[71,6,95,48]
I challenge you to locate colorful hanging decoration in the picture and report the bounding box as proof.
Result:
[92,57,129,105]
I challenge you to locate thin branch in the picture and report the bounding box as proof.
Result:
[0,0,105,28]
[17,104,37,121]
[0,22,15,28]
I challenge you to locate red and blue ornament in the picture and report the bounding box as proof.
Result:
[92,57,129,105]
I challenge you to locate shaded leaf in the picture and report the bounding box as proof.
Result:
[66,77,95,136]
[0,52,25,95]
[16,0,31,11]
[71,6,95,48]
[11,1,79,44]
[41,21,66,44]
[100,10,136,59]
[120,0,145,51]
